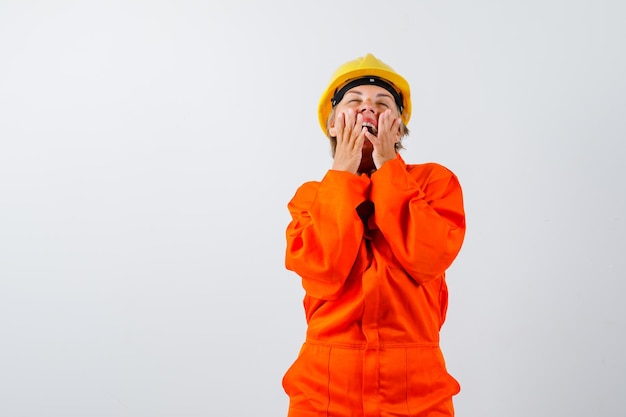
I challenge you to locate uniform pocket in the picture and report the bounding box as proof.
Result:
[282,343,306,396]
[282,343,331,413]
[405,347,460,415]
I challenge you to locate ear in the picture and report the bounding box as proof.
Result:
[328,119,337,137]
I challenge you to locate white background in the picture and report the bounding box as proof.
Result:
[1,1,625,416]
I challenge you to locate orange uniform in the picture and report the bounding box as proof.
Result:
[282,155,466,417]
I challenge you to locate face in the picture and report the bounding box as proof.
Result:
[328,84,402,174]
[329,84,399,138]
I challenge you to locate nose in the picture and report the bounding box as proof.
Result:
[359,101,376,116]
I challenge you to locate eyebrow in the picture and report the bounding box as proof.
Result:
[345,90,394,100]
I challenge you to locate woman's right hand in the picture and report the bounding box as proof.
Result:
[331,109,366,174]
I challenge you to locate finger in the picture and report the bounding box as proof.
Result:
[370,110,390,146]
[364,128,377,144]
[378,109,393,132]
[384,112,401,140]
[351,113,364,145]
[391,113,402,141]
[378,110,400,143]
[335,112,346,143]
[356,124,367,147]
[343,109,357,140]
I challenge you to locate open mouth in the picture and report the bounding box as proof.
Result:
[363,122,378,136]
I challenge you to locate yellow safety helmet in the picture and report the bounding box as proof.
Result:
[318,53,412,135]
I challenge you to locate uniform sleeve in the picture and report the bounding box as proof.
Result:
[285,170,370,300]
[370,157,466,284]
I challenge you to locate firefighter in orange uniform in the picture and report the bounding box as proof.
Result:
[282,53,466,417]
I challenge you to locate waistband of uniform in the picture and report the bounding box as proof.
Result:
[305,338,440,350]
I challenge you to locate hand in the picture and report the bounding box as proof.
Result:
[331,109,367,174]
[366,109,401,169]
